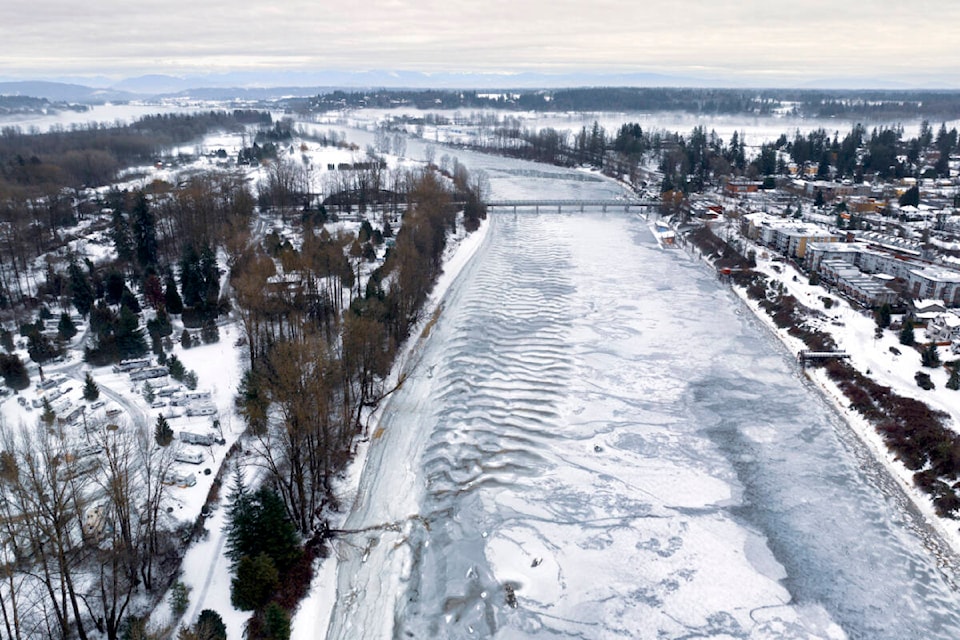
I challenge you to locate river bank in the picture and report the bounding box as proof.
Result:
[291,216,493,640]
[676,227,960,577]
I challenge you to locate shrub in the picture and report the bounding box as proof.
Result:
[169,581,191,617]
[947,367,960,391]
[915,371,935,390]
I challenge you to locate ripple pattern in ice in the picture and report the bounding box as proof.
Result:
[338,213,960,640]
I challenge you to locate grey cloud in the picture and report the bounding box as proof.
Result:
[1,0,959,85]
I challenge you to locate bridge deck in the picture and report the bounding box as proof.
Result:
[485,199,658,212]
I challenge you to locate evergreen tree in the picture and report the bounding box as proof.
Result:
[27,330,59,364]
[165,273,184,314]
[105,271,126,305]
[875,303,892,329]
[194,610,227,640]
[899,319,916,346]
[155,414,173,446]
[110,207,135,265]
[0,353,29,390]
[184,370,198,390]
[921,343,941,368]
[263,602,291,640]
[151,333,163,359]
[225,486,302,573]
[41,397,55,427]
[0,328,14,352]
[180,245,204,308]
[169,581,190,616]
[132,191,159,271]
[230,553,279,611]
[68,259,95,317]
[899,184,920,207]
[89,299,117,337]
[948,366,960,391]
[181,330,193,349]
[200,244,220,306]
[201,318,220,344]
[116,306,148,359]
[120,288,141,313]
[147,309,174,338]
[167,354,187,381]
[83,372,99,401]
[57,312,78,341]
[236,368,269,435]
[143,381,155,404]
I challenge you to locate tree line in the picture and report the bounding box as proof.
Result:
[298,87,960,120]
[228,166,484,635]
[0,110,272,194]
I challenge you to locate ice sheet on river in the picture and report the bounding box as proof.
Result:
[325,211,960,639]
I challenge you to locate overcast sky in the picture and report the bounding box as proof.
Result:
[3,0,959,87]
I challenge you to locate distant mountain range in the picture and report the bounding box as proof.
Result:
[1,70,957,104]
[0,70,714,103]
[0,80,140,103]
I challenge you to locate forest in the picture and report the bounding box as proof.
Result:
[300,87,960,120]
[0,109,486,639]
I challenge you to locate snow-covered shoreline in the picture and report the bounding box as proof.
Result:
[291,217,493,640]
[715,250,960,571]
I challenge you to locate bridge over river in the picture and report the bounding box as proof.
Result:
[484,198,659,213]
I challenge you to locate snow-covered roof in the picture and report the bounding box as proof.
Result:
[910,267,960,284]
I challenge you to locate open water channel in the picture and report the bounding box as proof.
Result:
[323,150,960,639]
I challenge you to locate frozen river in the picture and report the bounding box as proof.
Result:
[6,101,959,638]
[325,162,960,638]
